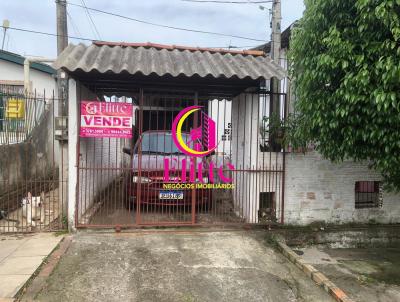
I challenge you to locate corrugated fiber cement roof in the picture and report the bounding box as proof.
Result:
[53,42,286,81]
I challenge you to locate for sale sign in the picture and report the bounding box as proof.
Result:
[80,100,133,138]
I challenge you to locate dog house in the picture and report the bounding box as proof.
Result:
[53,42,287,229]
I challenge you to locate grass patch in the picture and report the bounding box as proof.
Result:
[54,229,69,237]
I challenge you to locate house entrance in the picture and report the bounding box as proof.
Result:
[76,87,287,229]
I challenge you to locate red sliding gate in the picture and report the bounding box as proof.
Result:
[76,88,286,228]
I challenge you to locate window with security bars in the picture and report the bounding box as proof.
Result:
[355,181,382,209]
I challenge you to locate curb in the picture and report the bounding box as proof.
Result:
[17,235,73,302]
[276,240,355,302]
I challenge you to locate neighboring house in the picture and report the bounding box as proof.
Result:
[0,50,61,232]
[0,50,57,142]
[254,25,400,225]
[0,49,56,95]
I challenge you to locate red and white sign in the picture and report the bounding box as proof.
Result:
[80,101,133,138]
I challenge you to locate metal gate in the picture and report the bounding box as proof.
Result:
[0,85,67,233]
[76,87,286,228]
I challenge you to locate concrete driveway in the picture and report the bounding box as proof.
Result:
[35,231,334,302]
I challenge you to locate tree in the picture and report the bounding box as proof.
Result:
[289,0,400,190]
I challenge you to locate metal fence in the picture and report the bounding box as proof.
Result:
[0,87,67,233]
[76,87,287,228]
[0,85,47,145]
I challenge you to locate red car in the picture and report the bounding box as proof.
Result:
[124,131,211,209]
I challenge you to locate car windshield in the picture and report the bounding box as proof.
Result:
[137,132,190,155]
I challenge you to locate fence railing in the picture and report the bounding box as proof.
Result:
[0,86,66,233]
[0,87,49,145]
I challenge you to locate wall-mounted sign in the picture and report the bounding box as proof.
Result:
[5,98,25,119]
[80,100,133,138]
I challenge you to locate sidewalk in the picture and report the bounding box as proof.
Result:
[0,233,63,301]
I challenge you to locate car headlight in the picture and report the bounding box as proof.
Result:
[132,176,152,183]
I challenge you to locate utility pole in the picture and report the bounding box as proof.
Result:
[269,0,282,151]
[270,0,281,63]
[56,0,68,56]
[56,0,69,226]
[56,0,68,117]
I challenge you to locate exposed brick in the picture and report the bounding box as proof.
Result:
[302,264,318,278]
[326,284,353,302]
[307,192,316,200]
[295,258,306,269]
[312,272,329,285]
[284,152,400,225]
[276,241,355,302]
[333,201,344,209]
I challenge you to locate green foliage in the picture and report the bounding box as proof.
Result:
[262,113,308,151]
[289,0,400,189]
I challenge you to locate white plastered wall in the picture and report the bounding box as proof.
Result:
[68,79,126,230]
[231,92,284,223]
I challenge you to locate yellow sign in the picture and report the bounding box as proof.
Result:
[5,98,25,119]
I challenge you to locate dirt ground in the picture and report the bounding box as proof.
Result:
[295,246,400,302]
[0,188,61,232]
[34,231,334,302]
[89,187,245,226]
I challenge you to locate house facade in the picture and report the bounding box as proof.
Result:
[0,49,57,142]
[53,42,288,230]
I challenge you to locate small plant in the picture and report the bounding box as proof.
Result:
[358,274,376,285]
[62,215,68,228]
[54,229,69,236]
[260,113,308,152]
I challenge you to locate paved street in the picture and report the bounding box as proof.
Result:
[35,231,333,302]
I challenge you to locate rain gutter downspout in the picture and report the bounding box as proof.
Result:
[24,57,55,95]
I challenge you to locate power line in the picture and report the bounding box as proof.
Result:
[181,0,273,3]
[67,11,83,38]
[0,25,260,49]
[80,0,101,40]
[1,25,94,42]
[66,1,267,42]
[6,33,10,50]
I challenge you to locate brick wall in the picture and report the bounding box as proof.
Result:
[284,151,400,225]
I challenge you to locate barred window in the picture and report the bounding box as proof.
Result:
[355,181,382,209]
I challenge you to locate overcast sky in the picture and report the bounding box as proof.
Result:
[0,0,304,58]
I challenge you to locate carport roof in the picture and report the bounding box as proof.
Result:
[53,42,287,81]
